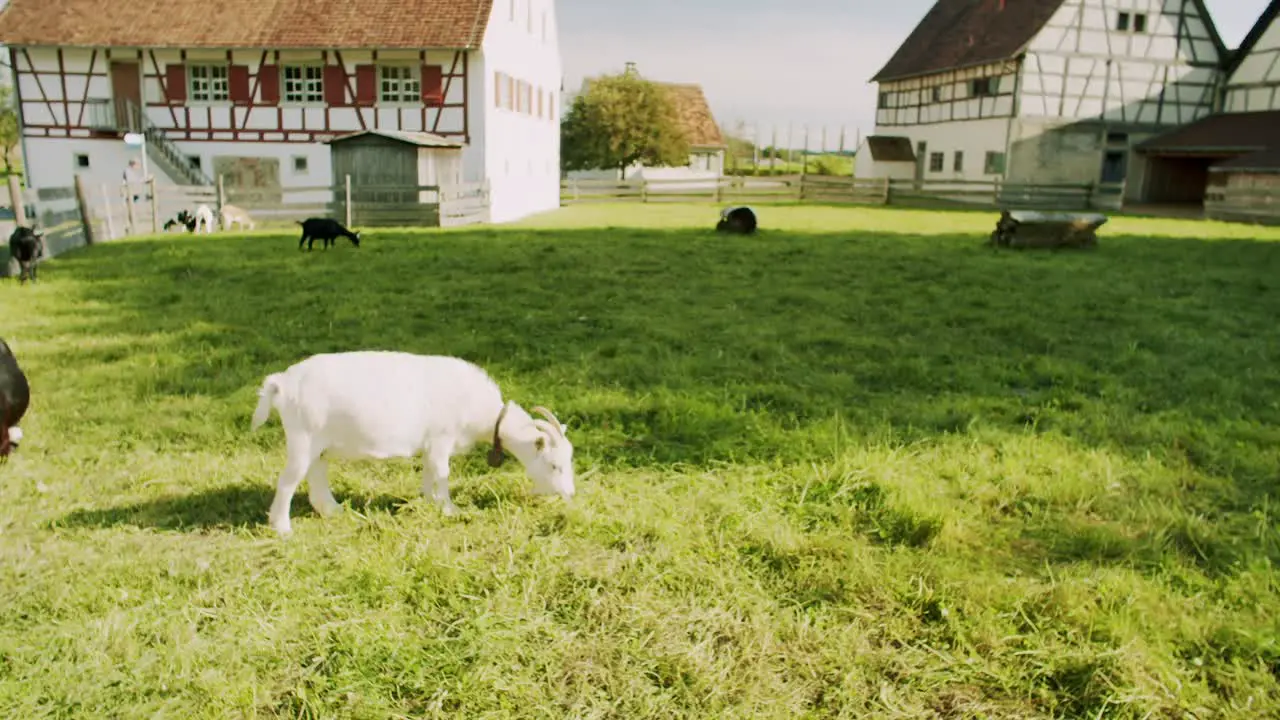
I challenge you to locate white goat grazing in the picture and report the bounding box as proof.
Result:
[220,203,255,231]
[250,351,576,535]
[193,204,215,234]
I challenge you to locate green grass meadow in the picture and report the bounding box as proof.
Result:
[1,202,1279,718]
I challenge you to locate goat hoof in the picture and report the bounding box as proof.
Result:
[313,500,344,517]
[439,502,460,517]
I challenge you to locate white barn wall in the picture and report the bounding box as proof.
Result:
[1019,0,1221,126]
[866,0,1225,186]
[479,0,562,223]
[1224,12,1280,112]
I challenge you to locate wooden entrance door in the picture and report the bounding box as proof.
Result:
[110,62,142,132]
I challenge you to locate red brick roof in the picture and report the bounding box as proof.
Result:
[1135,110,1280,154]
[870,0,1226,83]
[871,0,1066,82]
[0,0,494,49]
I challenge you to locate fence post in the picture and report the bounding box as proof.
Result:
[148,177,159,233]
[123,182,136,234]
[881,177,891,205]
[73,174,97,246]
[713,177,722,203]
[7,175,26,226]
[344,174,353,227]
[798,174,806,202]
[217,174,226,214]
[640,178,647,203]
[101,183,117,240]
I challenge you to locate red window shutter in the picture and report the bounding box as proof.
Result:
[258,64,280,105]
[353,64,376,106]
[164,64,186,104]
[229,65,251,105]
[324,64,349,106]
[421,64,443,106]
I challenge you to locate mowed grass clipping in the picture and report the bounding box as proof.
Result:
[1,202,1279,718]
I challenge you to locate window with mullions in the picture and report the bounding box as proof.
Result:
[380,66,420,104]
[189,64,229,102]
[283,65,324,104]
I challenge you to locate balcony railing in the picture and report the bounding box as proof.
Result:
[83,99,142,133]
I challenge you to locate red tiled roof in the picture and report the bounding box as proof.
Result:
[870,0,1066,82]
[0,0,494,49]
[870,0,1226,83]
[1135,110,1280,153]
[579,75,725,148]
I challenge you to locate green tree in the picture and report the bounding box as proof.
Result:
[560,71,690,177]
[0,84,18,174]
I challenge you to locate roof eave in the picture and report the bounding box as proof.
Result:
[870,53,1024,85]
[0,40,481,51]
[1224,0,1280,76]
[1137,145,1266,153]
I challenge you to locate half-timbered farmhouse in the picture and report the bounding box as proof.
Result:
[856,0,1226,200]
[564,66,726,182]
[1133,0,1280,205]
[0,0,563,223]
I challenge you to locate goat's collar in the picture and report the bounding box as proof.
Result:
[487,402,511,468]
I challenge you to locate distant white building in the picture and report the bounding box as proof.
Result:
[858,0,1226,202]
[0,0,564,223]
[565,65,726,183]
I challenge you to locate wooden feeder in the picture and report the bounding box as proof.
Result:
[989,210,1107,249]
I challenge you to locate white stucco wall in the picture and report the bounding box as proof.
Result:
[476,0,563,223]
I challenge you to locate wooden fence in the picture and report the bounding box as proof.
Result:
[1204,185,1280,225]
[2,174,490,275]
[560,174,1129,212]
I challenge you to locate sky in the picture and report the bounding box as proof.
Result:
[557,0,1273,147]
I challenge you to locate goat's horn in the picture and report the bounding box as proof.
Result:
[530,406,564,436]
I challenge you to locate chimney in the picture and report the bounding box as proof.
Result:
[624,61,637,76]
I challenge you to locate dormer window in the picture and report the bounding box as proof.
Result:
[1117,11,1147,32]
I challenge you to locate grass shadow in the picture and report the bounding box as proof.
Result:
[52,482,414,532]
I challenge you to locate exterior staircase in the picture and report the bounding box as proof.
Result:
[111,99,213,186]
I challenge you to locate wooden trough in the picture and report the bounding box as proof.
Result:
[989,210,1108,249]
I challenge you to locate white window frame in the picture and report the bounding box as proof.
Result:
[379,64,421,105]
[282,64,325,105]
[188,64,229,104]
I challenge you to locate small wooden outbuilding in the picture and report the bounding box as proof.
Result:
[326,129,465,224]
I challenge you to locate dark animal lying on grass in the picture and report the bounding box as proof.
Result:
[716,206,757,235]
[8,225,45,284]
[0,336,30,460]
[297,218,361,251]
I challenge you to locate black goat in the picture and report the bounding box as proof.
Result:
[297,217,361,251]
[7,225,45,284]
[716,206,758,235]
[0,336,30,460]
